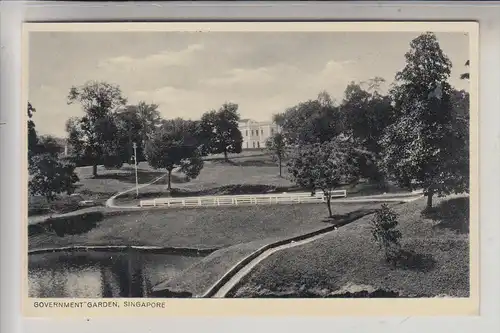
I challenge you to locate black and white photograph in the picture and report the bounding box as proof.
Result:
[25,22,476,307]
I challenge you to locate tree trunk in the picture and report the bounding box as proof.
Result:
[326,194,332,218]
[278,157,282,177]
[167,169,172,191]
[224,149,228,162]
[426,190,434,210]
[93,164,98,177]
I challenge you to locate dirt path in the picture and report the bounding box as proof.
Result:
[206,192,423,298]
[211,232,331,297]
[105,173,167,208]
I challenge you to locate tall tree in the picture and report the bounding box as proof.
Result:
[115,106,144,163]
[287,139,359,217]
[380,32,467,209]
[144,118,204,191]
[113,102,161,164]
[272,113,286,128]
[199,102,243,161]
[361,76,386,93]
[339,81,394,184]
[265,132,287,177]
[135,101,161,142]
[280,92,341,145]
[340,81,394,152]
[28,104,79,210]
[27,102,39,164]
[66,81,127,176]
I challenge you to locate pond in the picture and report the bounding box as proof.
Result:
[28,250,204,298]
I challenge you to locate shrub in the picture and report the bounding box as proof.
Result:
[370,204,402,262]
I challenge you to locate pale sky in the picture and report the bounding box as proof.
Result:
[28,31,470,138]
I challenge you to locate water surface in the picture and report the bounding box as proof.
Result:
[28,250,203,298]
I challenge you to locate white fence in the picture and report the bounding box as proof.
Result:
[139,190,347,208]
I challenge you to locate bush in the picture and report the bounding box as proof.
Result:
[370,204,402,262]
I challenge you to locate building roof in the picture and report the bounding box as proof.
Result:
[238,119,275,126]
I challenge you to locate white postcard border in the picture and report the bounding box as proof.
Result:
[1,1,499,333]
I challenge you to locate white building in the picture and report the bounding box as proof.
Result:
[238,119,280,149]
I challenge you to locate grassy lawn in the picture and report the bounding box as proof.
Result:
[229,196,470,298]
[28,202,386,251]
[28,162,163,216]
[28,151,279,216]
[115,159,406,206]
[30,149,406,215]
[29,200,392,297]
[29,145,407,232]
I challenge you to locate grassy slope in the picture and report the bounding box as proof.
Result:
[28,202,384,251]
[30,149,405,214]
[29,151,284,215]
[230,196,470,298]
[153,203,385,297]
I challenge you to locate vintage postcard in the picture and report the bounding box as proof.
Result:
[22,21,478,317]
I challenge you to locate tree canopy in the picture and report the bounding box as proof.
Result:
[28,102,79,204]
[380,32,468,209]
[66,81,127,176]
[265,132,287,177]
[279,92,342,146]
[144,118,204,191]
[199,102,243,160]
[287,139,360,217]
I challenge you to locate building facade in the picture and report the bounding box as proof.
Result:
[238,119,280,150]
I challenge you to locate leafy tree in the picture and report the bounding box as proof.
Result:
[145,118,204,191]
[115,106,144,164]
[272,112,286,128]
[448,87,470,196]
[65,117,88,166]
[199,102,243,161]
[280,92,341,145]
[28,102,39,164]
[339,81,394,184]
[104,102,161,165]
[37,135,64,157]
[66,81,127,176]
[287,139,359,217]
[380,32,467,209]
[265,132,287,177]
[340,80,394,154]
[28,153,79,211]
[27,104,79,211]
[361,76,387,93]
[99,114,123,169]
[135,101,161,142]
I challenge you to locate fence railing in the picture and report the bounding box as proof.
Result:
[139,190,347,208]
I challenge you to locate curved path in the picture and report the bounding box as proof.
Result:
[105,173,167,209]
[211,232,330,297]
[102,177,423,297]
[107,177,424,210]
[205,193,423,298]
